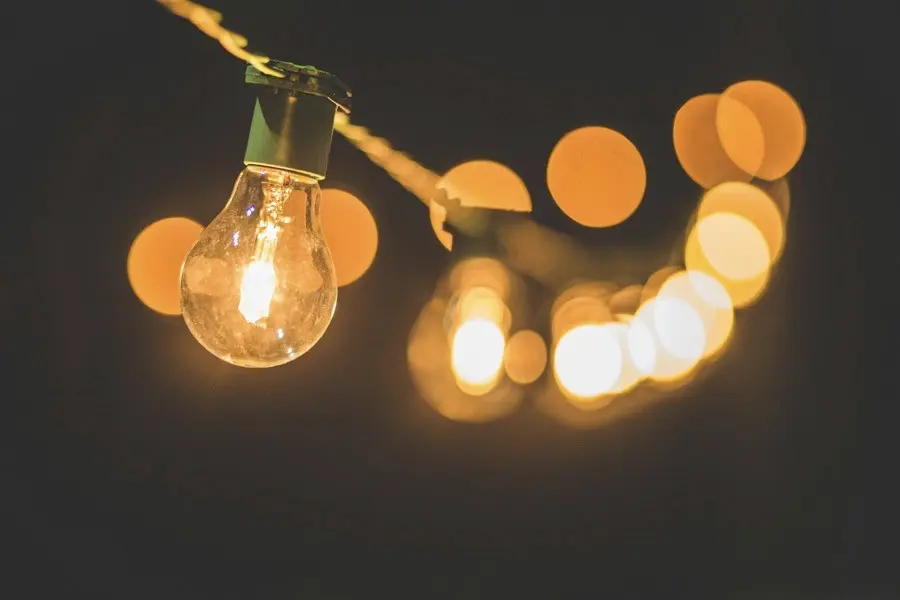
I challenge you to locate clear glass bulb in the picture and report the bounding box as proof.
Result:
[180,165,337,367]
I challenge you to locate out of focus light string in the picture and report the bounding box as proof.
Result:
[156,0,284,77]
[143,0,806,428]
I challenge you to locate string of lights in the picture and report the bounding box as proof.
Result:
[137,0,807,427]
[156,0,284,77]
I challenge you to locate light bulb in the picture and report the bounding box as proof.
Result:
[179,61,352,367]
[180,166,336,367]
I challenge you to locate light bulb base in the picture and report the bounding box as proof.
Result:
[243,62,352,180]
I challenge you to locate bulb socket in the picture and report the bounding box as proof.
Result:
[243,61,352,180]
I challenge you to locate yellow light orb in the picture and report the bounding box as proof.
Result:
[673,93,761,188]
[652,296,706,362]
[432,160,531,250]
[504,330,548,385]
[718,80,806,181]
[658,270,734,358]
[696,212,772,281]
[320,188,379,287]
[684,221,771,309]
[554,324,623,400]
[606,321,645,394]
[451,318,506,393]
[128,217,203,316]
[629,298,703,382]
[697,182,785,265]
[626,312,658,376]
[547,126,647,228]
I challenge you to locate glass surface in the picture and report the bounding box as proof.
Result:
[180,166,337,367]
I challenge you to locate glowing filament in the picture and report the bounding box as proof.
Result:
[239,260,277,323]
[238,181,287,325]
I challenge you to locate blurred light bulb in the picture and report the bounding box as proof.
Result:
[554,324,623,400]
[180,166,336,368]
[451,318,506,395]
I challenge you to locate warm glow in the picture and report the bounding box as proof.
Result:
[551,281,615,340]
[697,182,785,264]
[718,80,806,181]
[629,298,703,382]
[609,284,643,317]
[238,260,277,323]
[673,93,761,188]
[640,265,680,306]
[504,330,548,385]
[449,257,513,300]
[127,217,203,315]
[432,160,532,250]
[658,270,734,358]
[712,94,766,178]
[684,221,770,309]
[456,286,510,330]
[554,324,623,400]
[407,298,523,423]
[626,312,657,377]
[438,160,532,212]
[547,126,646,228]
[653,296,706,362]
[447,260,514,336]
[696,212,771,281]
[320,188,379,287]
[607,320,645,394]
[451,318,506,393]
[179,169,337,368]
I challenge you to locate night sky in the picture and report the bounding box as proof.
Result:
[10,0,888,597]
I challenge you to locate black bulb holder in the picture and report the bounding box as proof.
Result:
[243,61,351,180]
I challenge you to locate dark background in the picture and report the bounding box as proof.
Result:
[7,0,889,597]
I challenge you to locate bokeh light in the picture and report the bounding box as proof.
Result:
[697,182,785,264]
[657,270,734,358]
[696,212,771,281]
[431,160,531,250]
[607,320,645,394]
[128,217,203,315]
[329,87,801,427]
[320,188,379,287]
[455,286,510,330]
[553,323,622,402]
[408,298,522,423]
[629,298,704,383]
[447,258,517,336]
[551,281,615,339]
[673,93,762,188]
[653,296,706,362]
[609,284,644,317]
[446,274,513,396]
[449,256,514,300]
[547,126,647,228]
[504,330,548,385]
[684,218,770,308]
[718,80,806,181]
[625,311,657,377]
[640,265,681,306]
[451,318,506,395]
